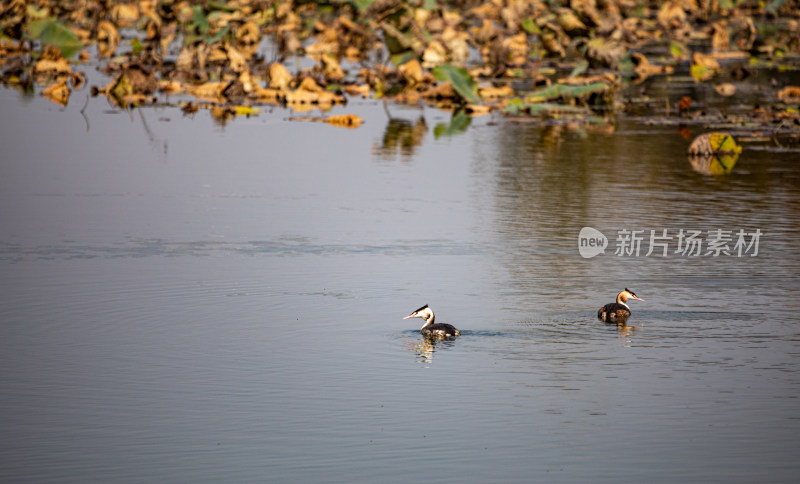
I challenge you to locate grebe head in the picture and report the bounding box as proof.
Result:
[403,304,435,326]
[617,288,644,304]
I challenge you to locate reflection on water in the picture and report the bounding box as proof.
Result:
[373,111,428,160]
[1,90,799,483]
[688,152,739,175]
[405,335,459,367]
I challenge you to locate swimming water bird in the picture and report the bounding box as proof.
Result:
[597,288,644,324]
[403,304,461,338]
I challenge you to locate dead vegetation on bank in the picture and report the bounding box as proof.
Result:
[1,0,800,130]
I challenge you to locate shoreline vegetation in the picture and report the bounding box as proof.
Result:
[1,0,799,139]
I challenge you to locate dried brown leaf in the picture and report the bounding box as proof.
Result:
[111,4,140,27]
[268,62,293,90]
[187,82,228,101]
[326,114,363,128]
[33,58,71,76]
[398,59,424,85]
[345,84,371,97]
[778,86,800,101]
[97,20,120,58]
[42,80,70,106]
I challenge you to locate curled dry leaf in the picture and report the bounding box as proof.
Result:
[111,4,140,27]
[268,62,292,90]
[326,114,363,128]
[398,59,424,85]
[235,22,260,49]
[657,1,687,31]
[691,52,720,82]
[321,53,345,81]
[711,21,729,52]
[501,33,529,66]
[556,8,588,36]
[345,84,371,97]
[33,58,71,76]
[159,80,185,95]
[585,37,627,69]
[422,41,447,68]
[42,80,70,106]
[96,20,120,58]
[298,77,324,93]
[285,77,346,106]
[69,71,85,89]
[187,81,228,101]
[632,53,674,83]
[225,44,248,73]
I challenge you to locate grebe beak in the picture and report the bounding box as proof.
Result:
[403,314,415,320]
[631,295,644,301]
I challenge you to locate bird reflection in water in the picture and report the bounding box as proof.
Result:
[373,116,427,160]
[405,336,459,366]
[614,321,643,347]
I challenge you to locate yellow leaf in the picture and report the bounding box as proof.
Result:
[233,106,260,116]
[691,52,719,82]
[709,133,742,155]
[398,59,424,85]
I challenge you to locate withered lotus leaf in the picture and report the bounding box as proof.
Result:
[111,4,140,27]
[1,0,798,131]
[33,58,71,75]
[326,114,363,128]
[267,63,292,90]
[96,21,120,58]
[42,80,70,106]
[187,82,228,101]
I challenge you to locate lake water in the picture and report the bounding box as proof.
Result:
[1,84,799,483]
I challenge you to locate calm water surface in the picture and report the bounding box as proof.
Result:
[1,85,799,483]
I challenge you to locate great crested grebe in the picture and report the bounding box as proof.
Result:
[403,304,461,337]
[597,288,644,324]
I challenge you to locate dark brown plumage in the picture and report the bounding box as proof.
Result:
[597,288,643,324]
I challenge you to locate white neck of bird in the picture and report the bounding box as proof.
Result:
[420,311,435,329]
